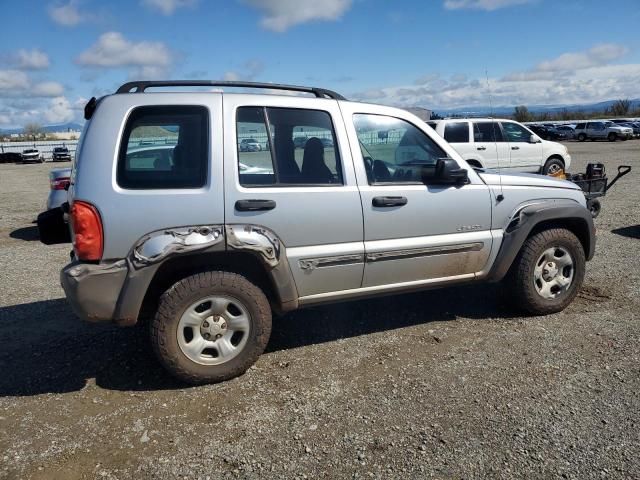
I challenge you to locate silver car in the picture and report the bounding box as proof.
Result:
[59,80,596,385]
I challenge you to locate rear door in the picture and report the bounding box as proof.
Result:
[471,121,510,169]
[223,94,364,298]
[500,121,543,172]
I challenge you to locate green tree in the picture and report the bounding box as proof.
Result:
[23,123,43,139]
[610,99,631,117]
[513,105,532,123]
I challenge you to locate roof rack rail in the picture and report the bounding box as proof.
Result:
[115,80,347,100]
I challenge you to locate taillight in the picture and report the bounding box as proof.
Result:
[51,177,70,190]
[70,201,103,261]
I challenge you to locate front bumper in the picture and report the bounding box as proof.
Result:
[60,260,127,323]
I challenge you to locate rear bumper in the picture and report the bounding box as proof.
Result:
[60,260,127,323]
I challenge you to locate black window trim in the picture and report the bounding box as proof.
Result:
[237,105,345,189]
[116,104,210,190]
[354,112,451,186]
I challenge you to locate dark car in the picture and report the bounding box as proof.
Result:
[293,136,308,149]
[52,146,72,161]
[530,125,567,141]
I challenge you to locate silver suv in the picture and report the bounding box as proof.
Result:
[61,80,596,384]
[573,121,633,142]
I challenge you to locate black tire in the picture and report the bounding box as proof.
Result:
[608,132,617,142]
[506,228,585,315]
[542,157,565,176]
[588,199,601,218]
[577,133,587,142]
[151,271,272,384]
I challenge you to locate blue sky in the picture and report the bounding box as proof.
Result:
[1,0,640,128]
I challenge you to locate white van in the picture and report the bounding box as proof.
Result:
[428,118,571,175]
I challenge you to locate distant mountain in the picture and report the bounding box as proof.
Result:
[435,99,640,118]
[0,122,84,135]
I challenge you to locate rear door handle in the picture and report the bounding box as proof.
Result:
[372,196,408,208]
[476,146,486,151]
[235,199,276,211]
[511,146,520,150]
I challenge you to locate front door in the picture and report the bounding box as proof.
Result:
[500,121,543,172]
[340,104,494,289]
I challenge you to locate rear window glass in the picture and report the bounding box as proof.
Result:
[117,105,208,189]
[444,122,469,143]
[473,122,504,142]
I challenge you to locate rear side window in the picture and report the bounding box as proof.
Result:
[237,106,343,186]
[473,122,504,142]
[575,123,586,129]
[117,105,208,189]
[444,122,469,143]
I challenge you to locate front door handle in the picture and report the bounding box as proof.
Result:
[476,146,486,151]
[235,199,276,211]
[511,146,520,150]
[372,196,408,208]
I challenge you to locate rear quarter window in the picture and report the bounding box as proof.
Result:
[117,105,209,189]
[443,122,469,143]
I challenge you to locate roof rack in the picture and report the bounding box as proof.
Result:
[115,80,346,100]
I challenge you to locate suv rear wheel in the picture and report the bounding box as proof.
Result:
[506,228,585,315]
[151,271,272,384]
[608,132,617,142]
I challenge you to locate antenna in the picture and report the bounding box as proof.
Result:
[485,69,504,202]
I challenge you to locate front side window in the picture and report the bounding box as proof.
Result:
[117,105,208,189]
[237,107,343,186]
[353,114,447,184]
[473,122,504,142]
[500,122,532,143]
[444,122,470,143]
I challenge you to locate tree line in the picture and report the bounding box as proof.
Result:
[513,99,637,123]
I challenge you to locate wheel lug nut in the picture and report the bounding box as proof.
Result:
[203,322,209,328]
[216,334,222,339]
[203,333,210,340]
[221,323,226,329]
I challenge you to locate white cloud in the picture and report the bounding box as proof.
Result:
[223,59,264,82]
[536,43,628,72]
[44,96,75,124]
[0,70,63,98]
[352,47,640,111]
[76,32,172,77]
[444,0,533,10]
[48,0,84,26]
[142,0,198,15]
[503,43,629,81]
[15,49,50,70]
[242,0,352,32]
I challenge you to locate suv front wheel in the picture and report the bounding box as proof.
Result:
[507,228,585,315]
[151,271,272,384]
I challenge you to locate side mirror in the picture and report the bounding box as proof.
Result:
[530,134,541,143]
[424,158,468,185]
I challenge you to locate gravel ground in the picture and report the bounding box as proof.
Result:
[1,142,639,479]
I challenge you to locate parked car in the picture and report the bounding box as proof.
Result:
[47,167,71,210]
[555,125,575,138]
[239,138,262,152]
[529,125,568,141]
[52,146,72,161]
[21,148,43,163]
[59,80,595,384]
[293,136,308,149]
[619,122,640,138]
[37,167,72,245]
[431,118,571,175]
[573,121,633,142]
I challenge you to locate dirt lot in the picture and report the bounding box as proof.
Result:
[1,142,639,479]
